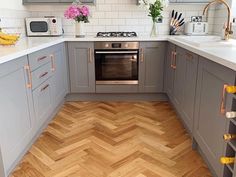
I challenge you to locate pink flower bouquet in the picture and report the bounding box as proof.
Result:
[64,4,90,23]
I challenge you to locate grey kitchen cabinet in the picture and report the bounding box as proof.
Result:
[139,42,166,93]
[0,56,35,176]
[51,44,69,109]
[68,42,95,93]
[164,42,175,98]
[32,44,68,127]
[172,46,198,132]
[193,57,236,177]
[165,44,198,133]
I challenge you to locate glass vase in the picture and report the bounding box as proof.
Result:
[150,21,157,37]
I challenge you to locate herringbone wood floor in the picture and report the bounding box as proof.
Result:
[11,102,212,177]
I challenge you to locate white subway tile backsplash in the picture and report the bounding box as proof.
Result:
[1,0,229,38]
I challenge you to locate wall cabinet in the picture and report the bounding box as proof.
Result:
[0,56,35,175]
[165,44,198,133]
[139,42,166,93]
[193,57,236,177]
[68,42,95,93]
[23,0,95,4]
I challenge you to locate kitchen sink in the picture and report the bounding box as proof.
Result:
[175,35,236,47]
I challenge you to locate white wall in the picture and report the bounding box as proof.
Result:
[28,0,215,36]
[0,0,26,10]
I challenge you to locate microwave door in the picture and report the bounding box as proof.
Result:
[27,20,50,36]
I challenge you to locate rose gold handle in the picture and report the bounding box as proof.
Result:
[37,56,47,62]
[88,48,93,63]
[140,48,144,63]
[24,65,32,89]
[170,51,174,68]
[39,71,48,79]
[220,84,228,115]
[50,54,56,72]
[186,53,193,60]
[172,52,177,69]
[40,84,49,92]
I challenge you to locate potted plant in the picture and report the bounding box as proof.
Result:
[139,0,168,37]
[64,3,90,38]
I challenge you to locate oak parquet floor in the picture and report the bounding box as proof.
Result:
[11,102,212,177]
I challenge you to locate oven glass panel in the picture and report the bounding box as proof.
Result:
[95,52,138,81]
[30,21,48,32]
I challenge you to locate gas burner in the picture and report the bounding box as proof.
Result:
[96,32,138,38]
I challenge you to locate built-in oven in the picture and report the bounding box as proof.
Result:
[95,42,139,85]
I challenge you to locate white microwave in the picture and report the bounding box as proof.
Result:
[25,17,63,37]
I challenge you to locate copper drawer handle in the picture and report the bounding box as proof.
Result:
[37,56,47,62]
[40,84,49,92]
[39,71,48,79]
[220,84,228,115]
[24,65,32,89]
[140,48,144,63]
[50,54,56,71]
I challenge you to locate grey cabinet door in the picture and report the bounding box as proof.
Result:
[164,43,175,99]
[51,44,68,108]
[68,42,95,93]
[139,42,166,93]
[173,46,198,132]
[0,56,34,175]
[194,57,236,177]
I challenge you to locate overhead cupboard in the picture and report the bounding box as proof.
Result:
[23,0,95,4]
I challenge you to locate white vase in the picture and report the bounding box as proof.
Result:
[75,22,85,38]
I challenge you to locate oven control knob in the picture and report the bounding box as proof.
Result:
[105,43,109,48]
[124,44,129,48]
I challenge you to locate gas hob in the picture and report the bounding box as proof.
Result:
[96,32,138,38]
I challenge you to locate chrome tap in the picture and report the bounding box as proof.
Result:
[203,0,233,40]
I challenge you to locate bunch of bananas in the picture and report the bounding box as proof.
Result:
[0,31,20,46]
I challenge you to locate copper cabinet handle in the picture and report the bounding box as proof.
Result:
[170,51,174,68]
[37,56,47,62]
[39,71,48,79]
[140,48,144,62]
[172,52,177,69]
[40,84,49,92]
[220,84,228,115]
[88,48,93,63]
[50,54,56,71]
[24,65,32,89]
[186,53,193,60]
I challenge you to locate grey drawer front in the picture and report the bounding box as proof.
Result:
[33,79,52,125]
[31,62,53,90]
[28,48,52,71]
[96,85,139,93]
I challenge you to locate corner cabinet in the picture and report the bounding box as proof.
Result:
[68,42,95,93]
[0,56,35,176]
[193,57,236,177]
[139,42,166,93]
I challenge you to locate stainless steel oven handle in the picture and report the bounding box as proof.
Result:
[95,51,138,54]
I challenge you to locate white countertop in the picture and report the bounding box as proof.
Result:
[1,35,236,72]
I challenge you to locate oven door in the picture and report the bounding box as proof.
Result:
[26,18,50,36]
[95,50,139,85]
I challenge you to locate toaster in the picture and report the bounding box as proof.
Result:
[184,22,208,35]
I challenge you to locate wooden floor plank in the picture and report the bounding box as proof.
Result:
[10,101,212,177]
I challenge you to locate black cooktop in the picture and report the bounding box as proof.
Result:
[96,32,138,38]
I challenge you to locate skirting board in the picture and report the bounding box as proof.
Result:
[66,93,168,102]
